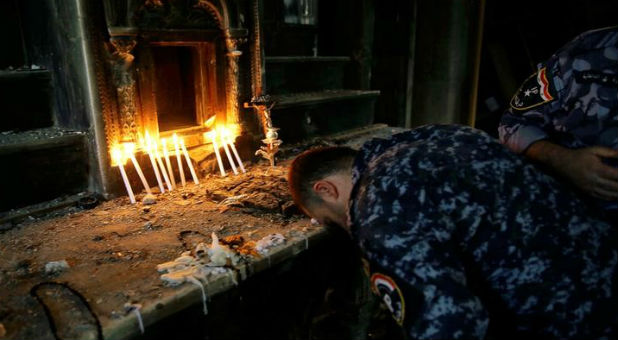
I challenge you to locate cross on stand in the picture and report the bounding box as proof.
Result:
[244,95,282,167]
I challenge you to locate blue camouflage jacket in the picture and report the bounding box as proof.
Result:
[348,124,618,339]
[499,26,617,153]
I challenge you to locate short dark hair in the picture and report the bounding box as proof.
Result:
[288,146,358,209]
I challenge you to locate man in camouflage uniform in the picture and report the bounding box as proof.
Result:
[499,26,618,214]
[288,124,618,339]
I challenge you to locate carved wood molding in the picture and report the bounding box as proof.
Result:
[225,37,246,126]
[102,0,246,148]
[109,36,140,142]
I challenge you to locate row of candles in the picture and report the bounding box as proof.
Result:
[111,127,245,204]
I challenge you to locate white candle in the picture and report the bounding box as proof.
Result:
[161,138,176,189]
[125,143,152,195]
[226,134,245,173]
[145,136,165,193]
[154,141,173,191]
[112,147,136,204]
[180,138,199,184]
[206,132,226,177]
[172,133,186,187]
[221,139,238,175]
[148,152,165,192]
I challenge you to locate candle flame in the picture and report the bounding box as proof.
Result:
[109,142,135,166]
[151,138,158,150]
[110,124,240,167]
[143,131,153,152]
[206,124,239,144]
[205,116,215,127]
[205,130,217,140]
[123,142,136,156]
[217,126,228,138]
[111,146,126,166]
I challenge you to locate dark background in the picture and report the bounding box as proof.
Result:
[0,0,616,211]
[259,0,617,136]
[3,0,616,134]
[475,0,618,137]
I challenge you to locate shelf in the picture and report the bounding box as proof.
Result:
[271,90,380,109]
[265,56,350,63]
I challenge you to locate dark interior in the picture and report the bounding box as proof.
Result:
[152,46,199,132]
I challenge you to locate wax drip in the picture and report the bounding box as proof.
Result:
[228,269,238,286]
[124,303,144,334]
[187,276,208,315]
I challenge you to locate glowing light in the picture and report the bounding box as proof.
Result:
[124,142,152,195]
[111,145,136,204]
[205,115,216,128]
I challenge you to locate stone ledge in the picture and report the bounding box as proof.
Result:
[102,227,329,340]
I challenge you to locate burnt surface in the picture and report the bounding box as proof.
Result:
[0,129,88,212]
[0,70,53,133]
[0,163,308,340]
[0,126,406,340]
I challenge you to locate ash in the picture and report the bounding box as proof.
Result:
[0,161,316,339]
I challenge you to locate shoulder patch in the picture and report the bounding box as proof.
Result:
[510,67,556,111]
[370,273,405,325]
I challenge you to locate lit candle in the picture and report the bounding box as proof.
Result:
[223,130,246,173]
[125,143,152,195]
[153,140,173,191]
[206,131,226,177]
[161,138,176,189]
[145,132,165,193]
[219,129,238,175]
[205,115,215,128]
[112,146,136,204]
[180,138,199,184]
[172,133,186,187]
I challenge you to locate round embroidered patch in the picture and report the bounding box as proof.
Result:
[370,273,405,325]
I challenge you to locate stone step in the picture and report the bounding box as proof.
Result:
[0,69,54,132]
[270,90,380,143]
[265,56,350,95]
[0,128,89,212]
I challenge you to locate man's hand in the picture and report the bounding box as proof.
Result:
[525,141,618,200]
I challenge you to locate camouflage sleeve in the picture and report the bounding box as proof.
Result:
[498,107,550,154]
[499,26,618,153]
[361,214,489,339]
[355,161,491,339]
[497,29,572,153]
[498,65,558,154]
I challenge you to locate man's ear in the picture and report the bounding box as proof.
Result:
[313,180,339,203]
